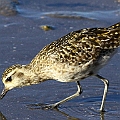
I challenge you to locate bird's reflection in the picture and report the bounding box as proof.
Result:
[100,112,105,120]
[0,111,7,120]
[27,103,105,120]
[55,108,80,120]
[57,107,105,120]
[0,104,105,120]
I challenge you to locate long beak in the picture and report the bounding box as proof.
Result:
[0,88,9,99]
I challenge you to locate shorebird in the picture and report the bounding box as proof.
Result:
[0,22,120,112]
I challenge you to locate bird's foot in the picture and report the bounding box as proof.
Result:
[41,103,59,110]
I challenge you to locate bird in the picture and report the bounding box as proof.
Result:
[0,22,120,112]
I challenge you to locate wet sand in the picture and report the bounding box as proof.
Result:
[0,0,120,120]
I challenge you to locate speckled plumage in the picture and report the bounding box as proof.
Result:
[27,22,120,82]
[1,22,120,111]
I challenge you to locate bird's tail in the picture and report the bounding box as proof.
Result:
[100,22,120,49]
[108,22,120,30]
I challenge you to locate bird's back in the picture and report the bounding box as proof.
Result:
[29,22,120,82]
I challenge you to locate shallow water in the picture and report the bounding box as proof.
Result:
[0,0,120,120]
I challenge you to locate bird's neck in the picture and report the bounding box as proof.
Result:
[21,64,48,87]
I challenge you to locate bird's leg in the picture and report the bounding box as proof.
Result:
[43,81,82,109]
[95,74,109,112]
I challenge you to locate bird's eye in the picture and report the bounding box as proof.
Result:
[6,76,12,82]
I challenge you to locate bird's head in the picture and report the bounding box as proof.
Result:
[0,64,34,99]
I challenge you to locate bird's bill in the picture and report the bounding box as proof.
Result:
[0,88,9,99]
